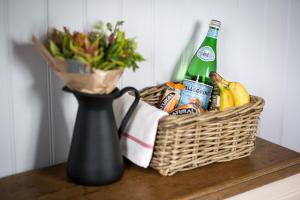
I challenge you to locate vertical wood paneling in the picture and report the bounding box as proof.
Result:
[8,0,50,172]
[0,0,300,178]
[235,0,266,139]
[281,0,300,152]
[48,0,84,164]
[122,0,154,89]
[0,0,15,177]
[234,0,265,90]
[259,0,289,144]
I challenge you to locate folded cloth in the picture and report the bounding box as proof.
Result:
[113,93,168,168]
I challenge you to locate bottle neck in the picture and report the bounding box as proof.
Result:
[206,27,219,39]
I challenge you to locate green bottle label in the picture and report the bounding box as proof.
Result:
[196,46,215,62]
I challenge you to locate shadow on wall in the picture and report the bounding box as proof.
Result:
[12,41,70,169]
[50,73,76,164]
[171,21,201,82]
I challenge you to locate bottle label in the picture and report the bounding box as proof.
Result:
[207,28,218,39]
[178,80,213,110]
[197,46,215,62]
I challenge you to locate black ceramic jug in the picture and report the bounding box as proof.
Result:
[63,86,140,186]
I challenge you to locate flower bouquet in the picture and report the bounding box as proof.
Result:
[32,21,144,94]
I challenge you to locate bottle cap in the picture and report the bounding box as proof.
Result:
[209,19,221,29]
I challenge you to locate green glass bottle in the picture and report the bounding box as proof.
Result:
[178,20,221,110]
[184,19,221,85]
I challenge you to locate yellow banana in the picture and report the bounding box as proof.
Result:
[216,82,235,111]
[221,79,250,107]
[210,72,250,109]
[228,82,250,106]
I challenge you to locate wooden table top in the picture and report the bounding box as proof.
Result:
[0,137,300,200]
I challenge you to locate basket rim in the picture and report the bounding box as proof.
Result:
[158,95,265,124]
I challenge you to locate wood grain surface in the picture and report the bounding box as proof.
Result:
[0,137,300,200]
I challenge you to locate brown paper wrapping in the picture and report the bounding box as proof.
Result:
[32,34,123,94]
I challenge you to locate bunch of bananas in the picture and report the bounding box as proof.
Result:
[210,72,250,111]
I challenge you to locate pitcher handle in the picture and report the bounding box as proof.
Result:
[115,87,140,137]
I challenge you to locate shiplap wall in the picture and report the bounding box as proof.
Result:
[0,0,299,178]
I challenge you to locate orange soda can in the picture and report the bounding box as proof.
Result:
[169,98,205,115]
[159,82,184,112]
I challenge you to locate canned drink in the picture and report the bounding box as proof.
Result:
[169,103,198,115]
[169,101,204,115]
[178,79,213,111]
[159,82,184,112]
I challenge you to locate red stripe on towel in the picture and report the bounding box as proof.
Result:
[123,133,154,149]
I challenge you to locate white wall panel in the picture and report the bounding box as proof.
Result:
[48,0,86,31]
[234,0,265,91]
[281,0,300,152]
[8,0,50,172]
[0,0,299,178]
[86,0,123,29]
[48,0,84,164]
[122,0,154,89]
[234,0,271,141]
[210,0,239,79]
[259,0,289,144]
[0,0,15,177]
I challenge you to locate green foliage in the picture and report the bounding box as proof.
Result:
[48,21,145,71]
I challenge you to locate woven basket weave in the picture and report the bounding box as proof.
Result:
[139,84,265,176]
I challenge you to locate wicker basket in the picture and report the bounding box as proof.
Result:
[139,84,265,176]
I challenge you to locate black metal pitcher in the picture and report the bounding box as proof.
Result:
[63,86,140,186]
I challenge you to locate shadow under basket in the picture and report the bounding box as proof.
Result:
[139,84,265,176]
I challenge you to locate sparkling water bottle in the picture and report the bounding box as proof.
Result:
[179,20,221,110]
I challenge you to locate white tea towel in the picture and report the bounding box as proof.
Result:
[113,93,168,168]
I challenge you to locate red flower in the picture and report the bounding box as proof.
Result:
[108,33,115,45]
